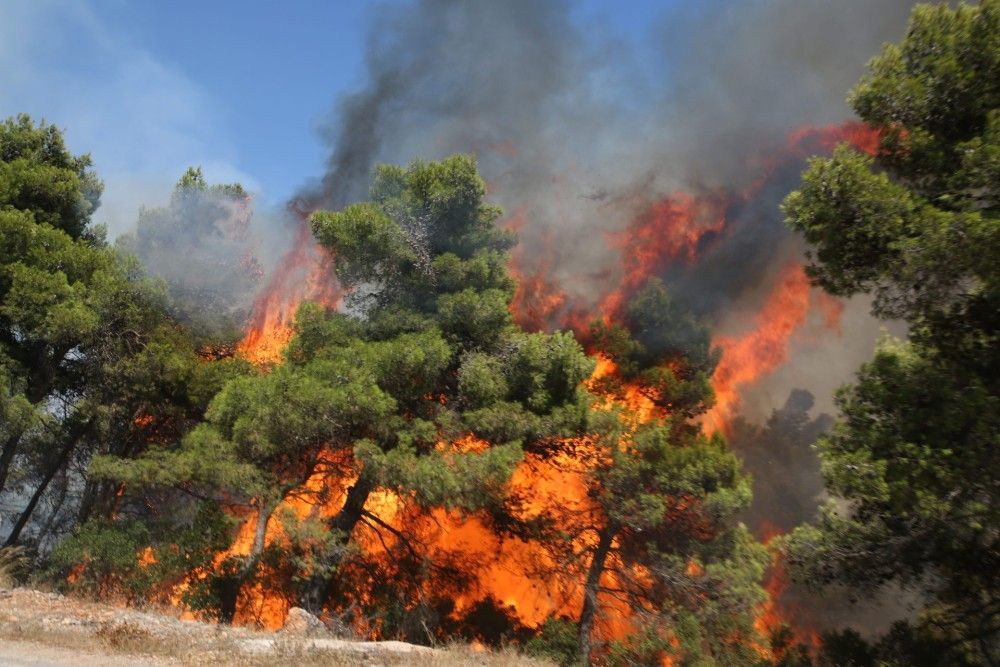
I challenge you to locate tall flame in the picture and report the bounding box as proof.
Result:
[703,263,813,434]
[600,192,727,320]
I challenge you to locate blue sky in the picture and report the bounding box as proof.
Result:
[0,0,674,234]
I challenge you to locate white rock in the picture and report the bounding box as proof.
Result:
[280,607,326,636]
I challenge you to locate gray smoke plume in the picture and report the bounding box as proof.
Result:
[291,0,921,423]
[297,0,918,320]
[656,0,920,186]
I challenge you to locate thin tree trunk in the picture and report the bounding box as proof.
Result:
[218,496,281,624]
[76,477,101,525]
[3,432,81,547]
[579,523,616,666]
[299,473,374,616]
[76,482,99,525]
[0,431,24,496]
[250,498,276,561]
[36,469,70,547]
[0,348,69,496]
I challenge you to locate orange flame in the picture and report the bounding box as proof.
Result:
[180,359,658,644]
[601,193,727,319]
[703,263,812,434]
[237,217,342,364]
[752,525,821,659]
[786,120,881,157]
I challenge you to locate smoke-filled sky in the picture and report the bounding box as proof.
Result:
[1,0,919,231]
[2,0,922,422]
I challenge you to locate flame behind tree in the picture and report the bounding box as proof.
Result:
[80,119,879,659]
[236,217,340,365]
[570,278,768,664]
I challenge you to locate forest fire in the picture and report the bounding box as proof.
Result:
[162,121,879,656]
[10,2,993,664]
[599,192,728,320]
[205,354,657,641]
[753,525,822,659]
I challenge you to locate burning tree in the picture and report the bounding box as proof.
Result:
[93,155,592,616]
[556,279,768,665]
[86,154,772,663]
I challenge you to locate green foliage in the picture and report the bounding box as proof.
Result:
[48,503,237,619]
[0,114,102,239]
[850,3,1000,201]
[603,623,679,667]
[436,287,512,348]
[782,147,916,300]
[782,2,1000,662]
[311,155,515,321]
[47,519,153,601]
[0,114,215,554]
[94,154,597,626]
[0,355,37,447]
[311,202,417,287]
[567,280,766,664]
[63,148,763,660]
[524,618,581,666]
[591,278,720,417]
[458,352,508,408]
[357,438,523,510]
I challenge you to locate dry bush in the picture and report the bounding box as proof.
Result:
[0,546,28,588]
[94,620,154,651]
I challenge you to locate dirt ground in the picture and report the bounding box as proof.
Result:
[0,588,550,667]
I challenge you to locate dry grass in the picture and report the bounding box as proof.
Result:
[2,622,556,666]
[0,546,28,588]
[2,620,193,663]
[0,598,555,667]
[252,642,554,667]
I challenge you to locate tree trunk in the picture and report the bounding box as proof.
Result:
[3,431,82,547]
[579,523,616,666]
[75,478,102,525]
[0,431,23,496]
[299,473,374,615]
[36,469,69,546]
[249,499,275,561]
[218,496,280,624]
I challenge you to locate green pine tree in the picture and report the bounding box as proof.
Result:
[782,3,1000,663]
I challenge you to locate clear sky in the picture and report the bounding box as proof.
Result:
[0,0,675,234]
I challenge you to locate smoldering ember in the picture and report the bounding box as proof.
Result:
[0,2,997,666]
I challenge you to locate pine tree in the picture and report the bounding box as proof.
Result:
[782,3,1000,662]
[0,115,203,549]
